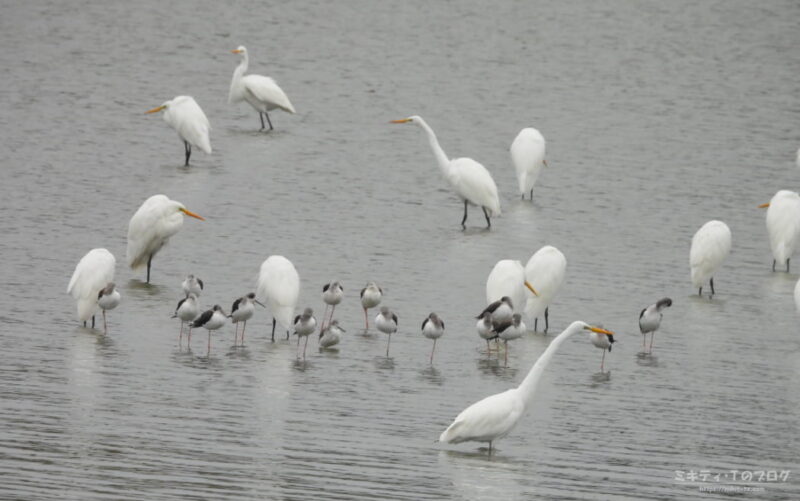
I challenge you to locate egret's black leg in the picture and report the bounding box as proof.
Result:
[265,111,273,131]
[488,441,493,456]
[259,113,266,131]
[482,207,491,228]
[184,141,191,166]
[461,200,468,228]
[286,330,290,340]
[91,316,95,328]
[710,278,715,296]
[271,318,276,342]
[146,255,152,284]
[788,259,791,272]
[83,321,87,327]
[521,193,524,200]
[544,307,549,333]
[773,259,776,272]
[698,287,702,296]
[529,188,533,200]
[534,318,538,331]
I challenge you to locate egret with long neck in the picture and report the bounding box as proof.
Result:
[229,46,296,131]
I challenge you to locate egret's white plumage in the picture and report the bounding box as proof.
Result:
[761,190,800,272]
[439,321,614,454]
[257,256,300,341]
[229,46,295,131]
[146,96,211,166]
[126,195,204,283]
[391,116,501,228]
[690,220,732,296]
[67,248,116,325]
[510,127,547,200]
[486,260,527,314]
[524,246,567,332]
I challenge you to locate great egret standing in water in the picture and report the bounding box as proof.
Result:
[126,195,205,284]
[391,116,501,229]
[759,190,800,272]
[690,220,731,297]
[67,248,116,329]
[510,127,547,200]
[229,46,296,131]
[257,256,300,342]
[439,321,614,455]
[146,96,211,166]
[485,260,538,316]
[524,246,566,333]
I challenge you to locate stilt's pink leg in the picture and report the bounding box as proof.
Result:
[601,349,606,372]
[648,333,655,353]
[430,339,436,364]
[303,336,309,359]
[241,322,246,345]
[103,311,108,335]
[363,308,369,329]
[386,333,392,357]
[179,322,183,345]
[207,331,211,356]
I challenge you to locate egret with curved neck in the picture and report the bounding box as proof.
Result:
[391,116,501,229]
[229,46,296,131]
[439,320,614,454]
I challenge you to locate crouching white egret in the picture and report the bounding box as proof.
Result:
[146,96,211,166]
[510,127,547,200]
[759,190,800,272]
[67,248,116,329]
[639,298,672,353]
[690,220,731,297]
[390,116,501,229]
[229,46,296,131]
[524,245,567,333]
[257,255,300,342]
[126,195,205,284]
[439,321,614,455]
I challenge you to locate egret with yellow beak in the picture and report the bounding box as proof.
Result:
[758,190,800,272]
[145,96,211,166]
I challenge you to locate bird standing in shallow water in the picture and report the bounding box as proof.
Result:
[230,292,264,346]
[421,313,445,364]
[319,319,344,349]
[229,46,296,131]
[182,274,203,298]
[293,307,317,359]
[639,298,672,353]
[360,282,383,329]
[439,321,615,455]
[97,283,121,335]
[376,306,398,357]
[478,296,514,329]
[67,248,116,329]
[145,95,211,166]
[257,255,300,342]
[476,311,497,353]
[321,281,344,331]
[759,190,800,272]
[588,327,615,373]
[495,313,526,366]
[510,127,547,200]
[690,220,731,297]
[191,305,227,355]
[524,245,566,333]
[172,293,199,345]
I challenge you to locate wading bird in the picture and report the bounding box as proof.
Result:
[588,326,615,372]
[97,283,121,334]
[439,321,614,455]
[230,292,264,346]
[510,127,547,200]
[476,311,497,353]
[486,260,539,317]
[257,256,300,342]
[146,96,211,166]
[759,190,800,272]
[690,220,731,297]
[496,313,526,366]
[478,296,514,328]
[376,306,398,357]
[172,293,199,344]
[191,305,227,355]
[319,319,344,349]
[421,312,445,364]
[360,282,383,329]
[293,307,317,359]
[524,245,566,333]
[229,46,295,131]
[321,281,344,331]
[182,274,203,298]
[390,116,501,229]
[639,298,672,353]
[67,248,116,329]
[126,195,204,284]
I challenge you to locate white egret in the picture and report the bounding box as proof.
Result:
[510,127,547,200]
[182,274,204,297]
[146,96,211,166]
[67,248,116,328]
[126,195,205,284]
[421,312,445,364]
[190,305,227,355]
[321,281,344,331]
[638,297,672,353]
[588,327,615,372]
[293,307,317,359]
[390,116,501,228]
[257,255,300,342]
[690,220,732,297]
[758,190,800,272]
[319,319,344,349]
[439,321,614,454]
[486,260,539,316]
[229,46,296,131]
[360,282,383,329]
[230,292,265,346]
[96,283,120,334]
[496,313,526,366]
[476,311,497,353]
[376,306,398,357]
[172,293,199,344]
[524,245,567,333]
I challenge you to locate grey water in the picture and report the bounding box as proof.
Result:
[1,1,799,499]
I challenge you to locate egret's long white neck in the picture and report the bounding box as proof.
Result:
[229,53,249,103]
[516,321,585,408]
[415,118,451,177]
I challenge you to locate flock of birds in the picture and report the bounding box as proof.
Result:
[64,45,800,455]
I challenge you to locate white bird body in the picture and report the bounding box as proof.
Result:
[391,116,500,227]
[524,246,567,331]
[763,190,800,270]
[360,282,383,329]
[192,305,227,331]
[422,313,445,340]
[230,296,256,324]
[229,46,295,130]
[257,256,300,338]
[690,220,732,293]
[476,313,496,341]
[510,127,546,199]
[182,274,203,297]
[97,284,121,312]
[589,331,612,350]
[486,260,527,314]
[497,315,526,342]
[440,321,613,451]
[376,309,398,335]
[319,320,344,348]
[294,308,317,337]
[639,298,672,335]
[67,248,116,323]
[126,195,204,282]
[322,281,344,306]
[174,294,199,322]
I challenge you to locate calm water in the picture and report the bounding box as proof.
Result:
[1,1,799,499]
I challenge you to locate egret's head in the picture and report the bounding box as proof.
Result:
[758,202,770,208]
[145,101,169,114]
[175,202,205,221]
[390,115,422,125]
[231,45,247,55]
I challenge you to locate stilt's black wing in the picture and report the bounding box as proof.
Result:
[392,313,398,325]
[175,297,187,313]
[231,297,242,314]
[197,278,204,290]
[191,309,212,328]
[421,317,429,330]
[322,283,330,293]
